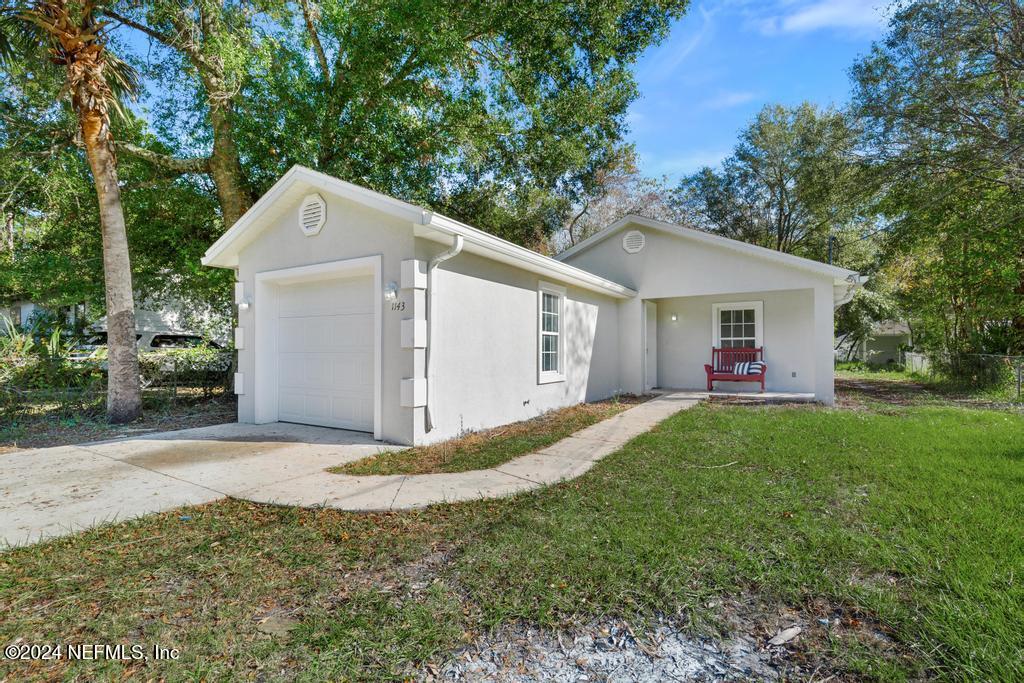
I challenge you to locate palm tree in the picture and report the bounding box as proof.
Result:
[1,0,142,422]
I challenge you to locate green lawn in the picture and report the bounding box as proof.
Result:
[333,395,647,475]
[2,384,1022,680]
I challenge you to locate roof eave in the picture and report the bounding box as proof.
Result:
[559,215,860,283]
[201,165,429,269]
[425,214,636,299]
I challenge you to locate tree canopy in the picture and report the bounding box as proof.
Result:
[672,102,866,265]
[1,0,690,318]
[852,0,1024,354]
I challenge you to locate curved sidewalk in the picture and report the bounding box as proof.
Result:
[234,392,702,511]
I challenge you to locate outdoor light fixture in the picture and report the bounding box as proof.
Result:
[237,299,251,312]
[670,313,678,322]
[383,281,399,302]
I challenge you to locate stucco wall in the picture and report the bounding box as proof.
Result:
[655,289,815,393]
[561,222,837,402]
[235,192,416,444]
[416,245,621,444]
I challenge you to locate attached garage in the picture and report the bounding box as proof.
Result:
[253,255,382,439]
[276,275,375,431]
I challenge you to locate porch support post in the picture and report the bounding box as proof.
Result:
[813,284,835,405]
[618,297,644,395]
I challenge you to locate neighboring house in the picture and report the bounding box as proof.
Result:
[2,300,82,332]
[203,166,862,446]
[2,296,227,347]
[848,320,911,366]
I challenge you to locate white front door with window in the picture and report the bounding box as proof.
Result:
[276,276,375,431]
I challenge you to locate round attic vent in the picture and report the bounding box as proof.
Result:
[299,193,327,236]
[622,230,645,254]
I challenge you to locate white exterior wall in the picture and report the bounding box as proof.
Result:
[561,222,838,403]
[235,192,416,444]
[416,246,621,444]
[655,290,815,393]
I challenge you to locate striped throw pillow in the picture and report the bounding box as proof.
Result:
[747,361,766,375]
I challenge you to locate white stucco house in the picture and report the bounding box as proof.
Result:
[202,166,861,446]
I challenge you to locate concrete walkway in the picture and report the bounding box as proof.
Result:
[0,423,399,547]
[235,392,701,511]
[1,393,699,547]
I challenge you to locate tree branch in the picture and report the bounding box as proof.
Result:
[102,9,175,48]
[298,0,331,79]
[114,142,210,174]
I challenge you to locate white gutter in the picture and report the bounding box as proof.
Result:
[424,234,464,432]
[424,214,636,299]
[834,274,868,307]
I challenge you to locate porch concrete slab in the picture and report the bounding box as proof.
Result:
[664,389,816,403]
[494,453,595,485]
[389,470,536,509]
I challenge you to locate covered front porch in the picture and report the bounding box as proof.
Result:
[633,286,836,403]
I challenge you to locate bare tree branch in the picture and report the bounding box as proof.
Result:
[297,0,331,79]
[114,142,210,174]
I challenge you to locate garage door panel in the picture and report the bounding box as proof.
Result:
[332,354,373,388]
[278,278,373,317]
[305,394,331,420]
[302,355,333,389]
[279,391,304,418]
[278,319,305,352]
[275,275,375,432]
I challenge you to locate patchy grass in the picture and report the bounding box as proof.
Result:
[837,366,1023,411]
[333,395,650,475]
[0,501,485,681]
[0,394,236,454]
[2,388,1023,680]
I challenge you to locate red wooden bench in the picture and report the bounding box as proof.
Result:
[704,347,767,392]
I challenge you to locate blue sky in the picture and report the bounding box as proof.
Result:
[628,0,891,181]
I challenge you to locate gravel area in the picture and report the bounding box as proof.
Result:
[432,618,800,682]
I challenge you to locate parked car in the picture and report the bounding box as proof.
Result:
[72,332,222,358]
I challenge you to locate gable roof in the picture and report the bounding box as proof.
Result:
[202,166,636,299]
[557,215,860,286]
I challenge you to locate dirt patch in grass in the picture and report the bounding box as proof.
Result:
[0,396,237,454]
[331,394,651,476]
[836,373,1023,412]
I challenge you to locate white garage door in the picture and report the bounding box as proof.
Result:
[276,276,374,431]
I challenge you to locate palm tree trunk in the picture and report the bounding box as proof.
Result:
[79,109,142,423]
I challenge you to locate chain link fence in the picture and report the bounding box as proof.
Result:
[904,351,1023,402]
[1,349,235,424]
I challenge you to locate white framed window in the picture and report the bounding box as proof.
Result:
[712,301,763,349]
[538,281,566,384]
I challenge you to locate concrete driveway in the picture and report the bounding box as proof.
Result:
[0,423,398,548]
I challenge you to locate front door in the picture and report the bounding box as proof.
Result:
[644,301,658,391]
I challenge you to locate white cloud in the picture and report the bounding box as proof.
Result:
[755,0,887,37]
[703,90,757,110]
[641,6,716,82]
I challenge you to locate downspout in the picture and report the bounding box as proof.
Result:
[424,234,464,432]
